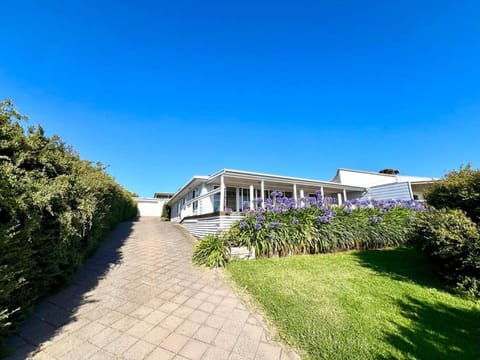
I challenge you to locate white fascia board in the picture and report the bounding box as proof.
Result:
[167,176,209,204]
[207,169,366,192]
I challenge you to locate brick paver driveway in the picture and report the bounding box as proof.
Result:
[7,218,299,360]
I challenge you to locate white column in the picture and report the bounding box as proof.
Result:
[249,185,254,209]
[293,183,297,205]
[219,175,225,212]
[236,187,240,212]
[320,186,324,199]
[299,189,305,207]
[343,189,347,202]
[337,193,342,205]
[261,180,265,208]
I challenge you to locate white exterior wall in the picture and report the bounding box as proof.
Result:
[199,184,214,214]
[182,215,245,238]
[360,182,413,201]
[337,170,396,187]
[135,198,166,217]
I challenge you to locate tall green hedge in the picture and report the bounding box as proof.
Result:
[425,165,480,223]
[0,100,137,342]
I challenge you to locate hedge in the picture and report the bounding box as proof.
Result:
[0,100,137,343]
[410,208,480,297]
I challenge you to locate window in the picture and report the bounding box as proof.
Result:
[240,188,250,211]
[213,186,220,212]
[226,187,237,211]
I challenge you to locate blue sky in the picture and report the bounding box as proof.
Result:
[1,1,479,196]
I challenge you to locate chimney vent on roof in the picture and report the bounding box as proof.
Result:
[379,168,400,175]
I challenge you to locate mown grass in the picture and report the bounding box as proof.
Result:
[227,248,480,359]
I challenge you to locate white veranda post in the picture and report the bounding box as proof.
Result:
[261,180,265,208]
[249,185,254,209]
[219,175,225,212]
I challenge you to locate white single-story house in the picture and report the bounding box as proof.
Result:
[135,192,173,217]
[165,168,437,238]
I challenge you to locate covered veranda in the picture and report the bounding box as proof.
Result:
[207,169,366,214]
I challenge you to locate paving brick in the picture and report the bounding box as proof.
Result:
[201,346,231,360]
[198,301,216,313]
[160,333,189,353]
[43,335,85,358]
[103,333,138,355]
[72,321,107,340]
[126,321,155,338]
[176,320,201,337]
[123,339,156,359]
[111,315,139,331]
[143,326,171,345]
[162,314,184,331]
[88,326,122,348]
[146,347,175,360]
[206,314,227,329]
[144,309,169,325]
[194,325,219,344]
[189,310,209,324]
[131,305,155,319]
[256,342,282,360]
[179,339,209,359]
[213,331,239,351]
[173,305,196,318]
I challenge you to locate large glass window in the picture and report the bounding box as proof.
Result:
[240,188,250,211]
[226,187,237,211]
[213,186,220,212]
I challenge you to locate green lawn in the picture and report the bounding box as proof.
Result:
[227,248,480,359]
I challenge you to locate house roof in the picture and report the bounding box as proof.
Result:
[208,169,366,191]
[153,192,174,198]
[331,168,438,184]
[167,169,366,204]
[167,176,209,203]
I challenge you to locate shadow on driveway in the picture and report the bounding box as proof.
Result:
[4,221,134,359]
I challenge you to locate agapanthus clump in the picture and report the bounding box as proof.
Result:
[231,188,427,258]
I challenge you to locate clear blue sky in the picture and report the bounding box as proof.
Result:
[1,1,479,197]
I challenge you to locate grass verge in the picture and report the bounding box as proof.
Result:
[227,248,480,359]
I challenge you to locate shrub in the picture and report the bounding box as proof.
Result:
[425,165,480,223]
[0,100,137,344]
[229,196,422,257]
[161,203,170,220]
[410,208,480,297]
[192,234,229,268]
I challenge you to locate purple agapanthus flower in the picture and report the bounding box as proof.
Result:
[369,216,384,224]
[269,221,280,228]
[254,223,262,230]
[317,215,332,223]
[239,221,247,228]
[292,218,300,225]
